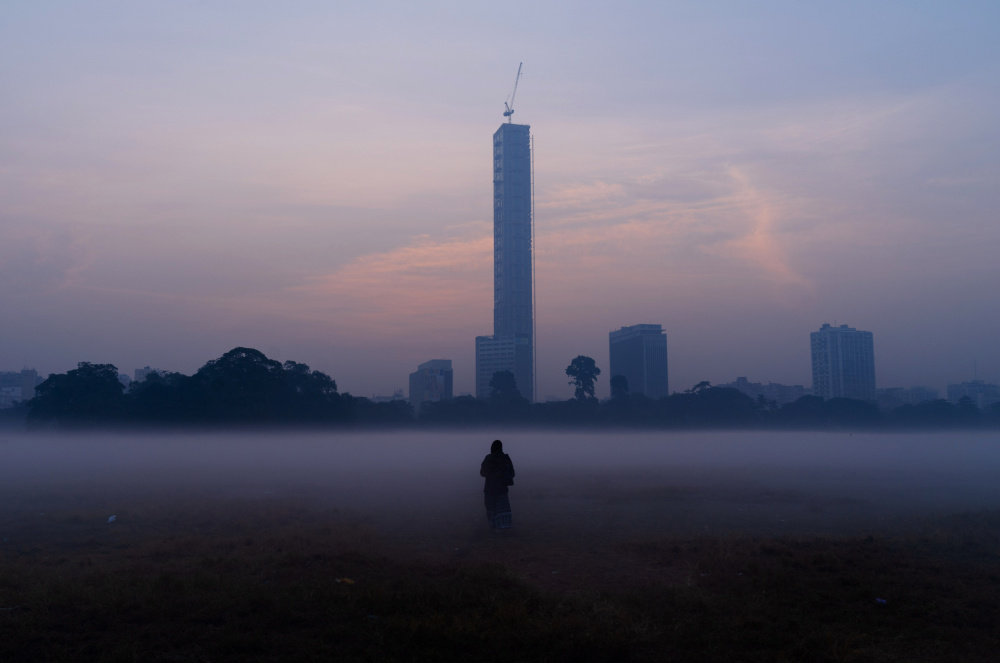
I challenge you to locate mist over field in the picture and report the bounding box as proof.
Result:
[4,430,1000,541]
[4,430,1000,660]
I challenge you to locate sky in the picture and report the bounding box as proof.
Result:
[1,1,998,399]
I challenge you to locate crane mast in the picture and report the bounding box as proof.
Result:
[503,62,522,123]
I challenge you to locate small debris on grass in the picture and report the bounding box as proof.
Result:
[335,578,355,584]
[107,515,117,523]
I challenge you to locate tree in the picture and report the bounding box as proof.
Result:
[280,360,347,422]
[128,370,195,423]
[191,347,286,422]
[610,375,629,399]
[28,362,125,427]
[490,370,528,405]
[185,347,351,424]
[566,356,601,401]
[487,370,529,421]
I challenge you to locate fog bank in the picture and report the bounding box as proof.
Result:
[2,430,999,539]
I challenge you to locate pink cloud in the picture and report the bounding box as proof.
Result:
[285,227,493,339]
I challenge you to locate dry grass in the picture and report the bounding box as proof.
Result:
[0,493,998,662]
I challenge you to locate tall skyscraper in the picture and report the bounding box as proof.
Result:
[810,323,876,401]
[609,324,669,399]
[476,121,534,401]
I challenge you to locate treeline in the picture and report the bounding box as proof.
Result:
[24,348,356,428]
[14,347,1000,430]
[423,379,1000,429]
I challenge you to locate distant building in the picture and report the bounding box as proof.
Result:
[0,369,39,408]
[408,359,453,410]
[609,324,669,399]
[810,323,876,401]
[134,366,158,382]
[20,369,38,401]
[118,374,132,389]
[0,387,21,409]
[475,119,535,402]
[947,381,1000,410]
[476,334,520,399]
[876,386,940,410]
[717,377,810,405]
[370,389,406,404]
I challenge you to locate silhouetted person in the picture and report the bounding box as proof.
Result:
[480,439,515,529]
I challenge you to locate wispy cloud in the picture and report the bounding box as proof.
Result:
[0,221,91,295]
[713,166,812,290]
[284,227,493,338]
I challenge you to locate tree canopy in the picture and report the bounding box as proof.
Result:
[566,356,601,401]
[29,348,352,428]
[28,362,125,427]
[18,349,1000,431]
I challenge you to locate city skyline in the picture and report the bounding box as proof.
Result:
[2,3,999,399]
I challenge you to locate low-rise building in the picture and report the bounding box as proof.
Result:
[0,369,39,408]
[717,377,811,405]
[134,366,159,382]
[947,381,1000,410]
[876,386,940,410]
[370,389,406,404]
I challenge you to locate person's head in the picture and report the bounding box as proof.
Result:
[491,439,503,454]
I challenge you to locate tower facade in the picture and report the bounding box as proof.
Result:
[810,323,876,401]
[609,324,669,399]
[476,122,534,401]
[408,359,453,411]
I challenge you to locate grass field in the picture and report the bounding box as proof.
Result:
[2,494,999,660]
[1,431,998,661]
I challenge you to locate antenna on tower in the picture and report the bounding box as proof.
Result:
[503,62,522,123]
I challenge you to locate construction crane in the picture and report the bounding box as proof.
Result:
[503,62,522,123]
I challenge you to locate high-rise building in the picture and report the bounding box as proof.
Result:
[409,359,454,410]
[609,324,669,399]
[475,120,534,401]
[476,334,532,398]
[810,323,876,401]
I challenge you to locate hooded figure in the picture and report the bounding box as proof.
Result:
[480,439,515,529]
